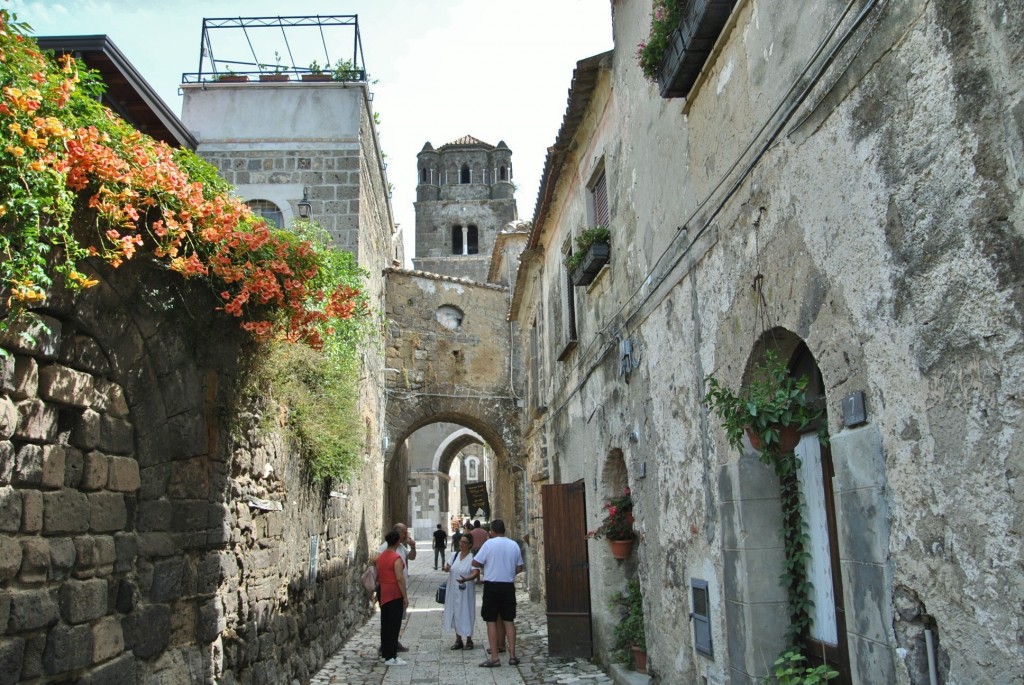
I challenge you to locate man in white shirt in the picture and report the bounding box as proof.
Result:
[378,523,416,652]
[471,519,524,667]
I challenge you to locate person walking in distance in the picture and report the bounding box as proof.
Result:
[432,523,448,570]
[471,519,524,667]
[377,530,409,666]
[470,519,489,554]
[378,523,415,652]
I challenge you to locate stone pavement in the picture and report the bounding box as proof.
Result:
[310,550,616,685]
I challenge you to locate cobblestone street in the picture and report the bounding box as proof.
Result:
[310,552,618,685]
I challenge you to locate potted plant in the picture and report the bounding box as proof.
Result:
[259,52,289,81]
[636,0,738,98]
[303,59,332,82]
[636,1,684,82]
[215,66,248,83]
[332,57,360,81]
[610,580,647,673]
[565,225,611,286]
[586,487,635,559]
[703,350,823,461]
[763,650,838,685]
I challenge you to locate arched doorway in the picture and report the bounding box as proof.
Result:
[719,330,850,683]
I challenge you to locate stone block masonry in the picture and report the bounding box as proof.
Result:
[1,253,385,683]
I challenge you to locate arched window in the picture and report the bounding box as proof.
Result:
[466,225,478,255]
[460,163,470,184]
[452,225,463,254]
[420,167,427,183]
[466,458,478,481]
[246,199,283,228]
[500,165,507,181]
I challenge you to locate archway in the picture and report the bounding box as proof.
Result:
[383,401,523,544]
[719,328,851,683]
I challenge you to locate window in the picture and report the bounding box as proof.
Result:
[466,458,478,481]
[246,199,283,228]
[529,319,547,416]
[588,168,609,228]
[557,238,578,361]
[451,225,479,255]
[420,167,427,183]
[435,305,464,330]
[691,579,713,658]
[460,163,470,184]
[452,225,463,254]
[500,165,507,181]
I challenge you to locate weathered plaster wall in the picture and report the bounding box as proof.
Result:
[519,0,1022,683]
[0,258,384,684]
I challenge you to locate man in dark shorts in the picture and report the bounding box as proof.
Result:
[471,519,524,667]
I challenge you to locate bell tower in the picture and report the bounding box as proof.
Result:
[412,135,517,282]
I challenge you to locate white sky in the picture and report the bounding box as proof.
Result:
[11,0,615,266]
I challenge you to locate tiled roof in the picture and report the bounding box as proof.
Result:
[439,134,494,150]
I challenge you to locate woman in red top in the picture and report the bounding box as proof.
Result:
[377,530,409,665]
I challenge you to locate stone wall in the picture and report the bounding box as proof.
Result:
[0,257,384,684]
[517,0,1023,683]
[383,269,523,539]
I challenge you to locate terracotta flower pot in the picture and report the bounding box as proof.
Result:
[745,424,800,452]
[608,538,634,560]
[301,74,332,82]
[631,645,648,674]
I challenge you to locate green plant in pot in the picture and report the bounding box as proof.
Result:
[332,57,359,81]
[609,580,647,672]
[703,350,824,461]
[564,225,610,285]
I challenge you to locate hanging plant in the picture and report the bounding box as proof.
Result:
[703,350,824,460]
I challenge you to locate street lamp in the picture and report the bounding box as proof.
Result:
[297,187,312,219]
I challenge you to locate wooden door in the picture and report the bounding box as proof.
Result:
[542,481,593,657]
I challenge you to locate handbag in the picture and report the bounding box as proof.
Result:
[435,582,447,604]
[360,564,378,593]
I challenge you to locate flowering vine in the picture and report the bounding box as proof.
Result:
[0,9,361,348]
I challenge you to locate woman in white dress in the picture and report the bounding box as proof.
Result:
[442,535,478,649]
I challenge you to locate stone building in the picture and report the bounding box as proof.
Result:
[413,136,517,282]
[0,21,398,684]
[513,1,1022,684]
[379,136,527,540]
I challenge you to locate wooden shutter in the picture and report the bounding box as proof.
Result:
[591,170,609,227]
[691,578,713,657]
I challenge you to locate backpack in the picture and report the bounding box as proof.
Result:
[360,564,378,593]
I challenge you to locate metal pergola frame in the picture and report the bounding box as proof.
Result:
[182,15,366,83]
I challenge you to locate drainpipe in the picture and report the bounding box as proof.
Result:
[925,626,939,685]
[505,456,528,585]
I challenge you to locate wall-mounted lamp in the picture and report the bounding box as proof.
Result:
[297,187,312,219]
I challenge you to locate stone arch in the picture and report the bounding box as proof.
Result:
[432,427,483,473]
[383,397,522,536]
